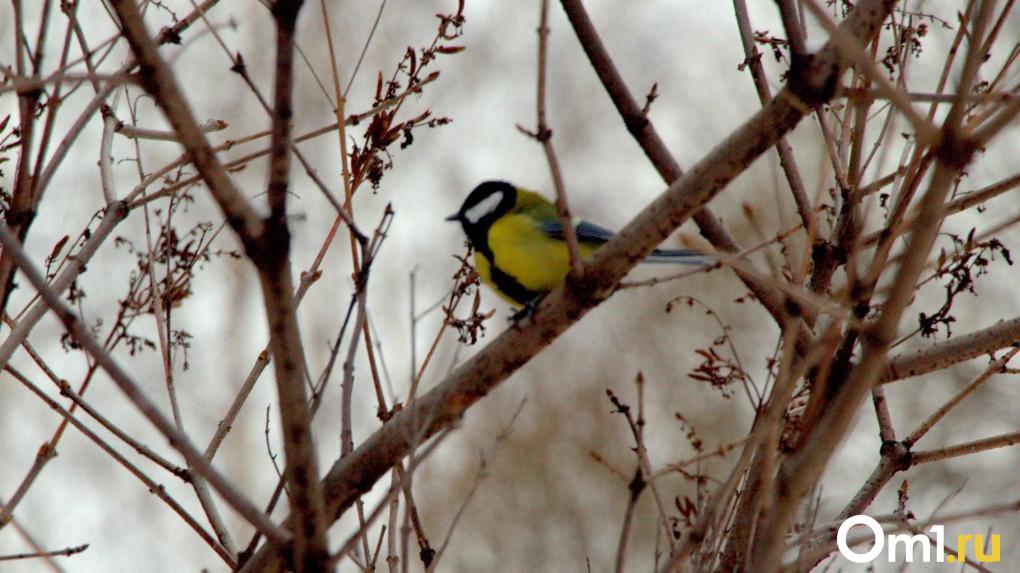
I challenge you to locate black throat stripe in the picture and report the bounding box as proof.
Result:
[486,255,541,306]
[469,227,541,306]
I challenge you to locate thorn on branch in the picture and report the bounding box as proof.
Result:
[156,26,182,45]
[628,467,646,497]
[230,54,245,75]
[641,83,659,116]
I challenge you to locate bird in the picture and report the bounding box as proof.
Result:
[446,180,710,307]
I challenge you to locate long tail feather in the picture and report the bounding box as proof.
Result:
[643,249,714,265]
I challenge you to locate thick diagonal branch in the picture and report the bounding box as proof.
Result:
[559,0,813,334]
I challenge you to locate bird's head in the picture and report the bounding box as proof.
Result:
[445,181,518,245]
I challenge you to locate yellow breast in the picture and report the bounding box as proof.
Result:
[475,214,598,305]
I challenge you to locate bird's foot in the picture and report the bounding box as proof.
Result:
[508,295,544,326]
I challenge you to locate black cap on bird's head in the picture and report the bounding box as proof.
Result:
[446,181,517,245]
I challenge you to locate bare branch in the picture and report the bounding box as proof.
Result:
[0,223,289,546]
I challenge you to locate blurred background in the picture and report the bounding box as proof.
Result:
[1,1,1019,571]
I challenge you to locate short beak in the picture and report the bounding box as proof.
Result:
[444,213,459,222]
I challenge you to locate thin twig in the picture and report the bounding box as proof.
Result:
[0,201,128,371]
[732,0,814,235]
[533,0,582,278]
[4,366,235,565]
[911,431,1020,465]
[0,544,89,562]
[905,347,1019,446]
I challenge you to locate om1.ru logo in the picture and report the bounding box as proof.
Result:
[837,515,1001,564]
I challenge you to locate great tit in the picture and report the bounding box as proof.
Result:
[446,180,709,307]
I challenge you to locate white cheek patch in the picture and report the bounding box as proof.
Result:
[464,192,503,224]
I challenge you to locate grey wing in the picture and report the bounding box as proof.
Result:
[538,219,616,243]
[540,219,712,265]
